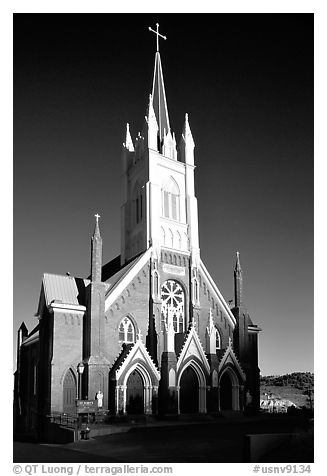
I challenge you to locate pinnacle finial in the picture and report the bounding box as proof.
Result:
[95,213,100,225]
[124,123,134,152]
[235,251,242,271]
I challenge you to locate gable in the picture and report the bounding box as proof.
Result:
[114,339,160,383]
[176,324,210,375]
[218,342,246,381]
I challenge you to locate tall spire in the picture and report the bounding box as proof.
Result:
[149,23,170,144]
[234,251,243,307]
[91,214,102,283]
[152,52,170,143]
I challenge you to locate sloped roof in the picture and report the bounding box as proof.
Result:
[43,273,89,306]
[21,329,39,347]
[104,253,144,295]
[105,248,152,311]
[199,259,236,327]
[36,273,89,316]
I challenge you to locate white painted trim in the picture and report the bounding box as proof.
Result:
[199,259,236,327]
[105,248,152,312]
[115,339,160,382]
[248,325,262,333]
[218,344,246,382]
[48,303,86,313]
[176,325,210,375]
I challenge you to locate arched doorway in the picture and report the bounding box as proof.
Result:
[219,371,233,410]
[63,369,76,415]
[126,369,144,414]
[180,366,199,413]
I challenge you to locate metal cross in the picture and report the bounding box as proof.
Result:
[148,23,167,52]
[94,213,101,224]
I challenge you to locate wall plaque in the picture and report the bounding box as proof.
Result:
[162,263,185,276]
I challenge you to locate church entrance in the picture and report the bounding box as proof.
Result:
[219,372,233,410]
[179,366,199,413]
[126,370,144,414]
[63,369,76,415]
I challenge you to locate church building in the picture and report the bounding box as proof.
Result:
[14,25,261,439]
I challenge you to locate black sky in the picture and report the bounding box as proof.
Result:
[13,13,313,375]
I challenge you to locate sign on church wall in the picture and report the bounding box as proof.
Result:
[162,263,185,276]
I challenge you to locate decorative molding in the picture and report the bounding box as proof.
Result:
[48,302,86,314]
[176,325,210,375]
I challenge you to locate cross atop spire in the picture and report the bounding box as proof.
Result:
[148,23,167,52]
[95,213,101,225]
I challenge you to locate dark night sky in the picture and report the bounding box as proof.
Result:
[13,13,313,375]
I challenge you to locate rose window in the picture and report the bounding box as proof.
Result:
[161,280,185,333]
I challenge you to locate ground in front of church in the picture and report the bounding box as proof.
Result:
[13,414,313,463]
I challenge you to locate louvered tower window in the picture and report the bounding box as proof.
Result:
[161,177,180,221]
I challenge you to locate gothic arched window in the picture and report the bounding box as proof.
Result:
[215,327,221,350]
[161,177,180,221]
[192,277,199,304]
[118,317,136,344]
[161,280,185,333]
[132,182,144,226]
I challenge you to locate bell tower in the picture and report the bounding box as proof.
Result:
[120,24,200,267]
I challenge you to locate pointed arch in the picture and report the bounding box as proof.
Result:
[168,228,174,248]
[177,360,207,413]
[118,316,137,344]
[162,176,180,194]
[161,176,180,221]
[161,226,166,246]
[215,326,222,350]
[62,368,77,415]
[132,181,143,225]
[176,230,181,249]
[192,277,199,305]
[219,366,241,411]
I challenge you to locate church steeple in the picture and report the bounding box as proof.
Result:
[120,24,200,264]
[91,214,102,283]
[234,251,243,308]
[152,51,170,143]
[148,24,170,144]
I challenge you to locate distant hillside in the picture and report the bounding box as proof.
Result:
[260,372,314,409]
[261,372,313,390]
